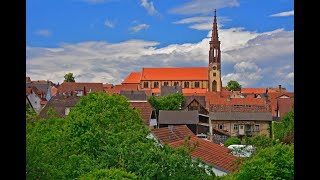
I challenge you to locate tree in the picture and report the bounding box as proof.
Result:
[64,72,75,82]
[224,137,241,147]
[26,103,37,124]
[226,80,241,91]
[27,93,214,179]
[230,143,294,180]
[148,93,185,117]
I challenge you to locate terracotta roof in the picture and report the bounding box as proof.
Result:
[241,88,267,94]
[183,96,206,109]
[169,137,238,173]
[152,88,161,93]
[151,125,196,144]
[103,83,113,88]
[58,82,103,94]
[182,88,207,96]
[270,98,278,116]
[268,92,294,99]
[152,125,238,173]
[206,95,266,105]
[36,95,81,121]
[209,112,273,121]
[141,67,208,81]
[122,72,141,84]
[51,86,58,96]
[105,88,120,95]
[267,87,287,93]
[277,98,294,117]
[40,100,47,105]
[212,128,230,136]
[129,101,154,125]
[115,84,139,91]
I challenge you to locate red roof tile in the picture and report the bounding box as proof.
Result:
[152,125,238,172]
[103,83,113,88]
[58,82,104,94]
[129,101,154,125]
[51,86,58,96]
[277,98,294,117]
[242,88,267,94]
[151,125,196,144]
[115,84,139,91]
[182,88,207,96]
[105,88,120,95]
[141,67,208,81]
[268,92,294,99]
[122,72,141,84]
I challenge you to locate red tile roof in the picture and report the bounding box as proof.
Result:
[141,67,208,81]
[277,98,294,117]
[122,72,141,84]
[115,84,139,91]
[51,86,58,96]
[151,125,196,144]
[206,93,266,105]
[268,92,294,99]
[169,137,238,172]
[242,88,267,94]
[40,100,47,105]
[105,88,120,95]
[129,101,154,125]
[58,82,104,94]
[152,125,238,172]
[103,83,113,88]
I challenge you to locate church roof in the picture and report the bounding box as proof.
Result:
[122,72,141,84]
[141,67,208,81]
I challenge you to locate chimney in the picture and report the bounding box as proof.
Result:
[278,85,282,92]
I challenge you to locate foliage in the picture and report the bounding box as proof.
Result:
[230,143,294,180]
[79,168,138,180]
[224,137,241,147]
[226,80,241,91]
[271,108,294,144]
[243,135,278,153]
[148,93,185,117]
[64,72,75,82]
[26,103,37,124]
[27,93,215,179]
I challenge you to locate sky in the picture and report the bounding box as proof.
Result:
[26,0,294,91]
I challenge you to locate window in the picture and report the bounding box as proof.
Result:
[255,124,260,131]
[184,81,190,88]
[76,90,83,96]
[65,107,70,115]
[143,82,149,88]
[213,73,216,77]
[240,125,243,129]
[154,82,159,88]
[195,81,200,88]
[174,81,179,86]
[234,124,238,131]
[213,66,217,70]
[219,124,224,129]
[164,82,169,86]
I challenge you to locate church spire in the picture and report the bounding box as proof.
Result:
[211,9,219,45]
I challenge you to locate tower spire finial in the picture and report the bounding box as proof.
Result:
[214,9,216,17]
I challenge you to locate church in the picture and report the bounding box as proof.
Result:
[121,10,223,95]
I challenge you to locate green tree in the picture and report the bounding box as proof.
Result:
[64,72,75,82]
[26,103,37,124]
[224,137,241,147]
[148,93,185,117]
[226,80,241,91]
[243,135,278,153]
[79,168,138,180]
[27,93,215,179]
[230,143,294,180]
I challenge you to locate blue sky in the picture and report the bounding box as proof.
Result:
[27,0,294,91]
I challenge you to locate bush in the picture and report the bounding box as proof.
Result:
[224,137,241,147]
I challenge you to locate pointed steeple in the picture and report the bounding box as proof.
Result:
[211,9,219,44]
[209,9,221,64]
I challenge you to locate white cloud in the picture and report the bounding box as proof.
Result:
[170,0,239,15]
[270,10,294,17]
[35,29,52,37]
[104,19,115,28]
[130,24,150,32]
[141,0,158,15]
[174,16,231,30]
[27,27,293,90]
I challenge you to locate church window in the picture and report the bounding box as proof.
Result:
[184,82,190,88]
[195,81,200,88]
[174,81,179,86]
[213,66,217,70]
[213,73,216,77]
[164,82,169,86]
[143,82,148,88]
[154,82,159,88]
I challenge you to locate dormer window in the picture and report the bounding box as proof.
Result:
[76,90,83,96]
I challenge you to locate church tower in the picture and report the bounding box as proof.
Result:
[208,9,222,92]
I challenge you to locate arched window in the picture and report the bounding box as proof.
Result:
[212,80,217,92]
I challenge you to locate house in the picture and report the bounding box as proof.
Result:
[209,112,273,138]
[26,86,45,113]
[129,101,157,128]
[241,88,267,94]
[158,110,210,135]
[57,82,104,96]
[36,95,81,121]
[26,80,55,101]
[182,96,208,115]
[151,125,239,176]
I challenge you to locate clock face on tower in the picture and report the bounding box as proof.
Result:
[213,66,217,70]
